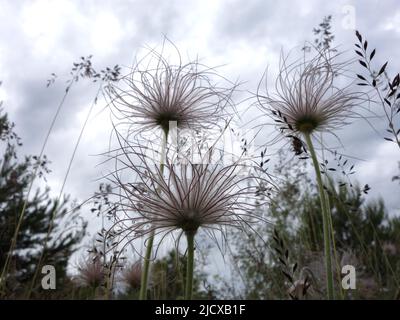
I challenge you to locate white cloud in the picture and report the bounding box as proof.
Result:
[357,141,400,214]
[382,10,400,33]
[89,11,125,56]
[21,0,77,55]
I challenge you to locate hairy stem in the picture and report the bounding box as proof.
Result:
[139,128,169,300]
[185,231,195,300]
[326,190,344,299]
[139,234,155,300]
[304,133,334,299]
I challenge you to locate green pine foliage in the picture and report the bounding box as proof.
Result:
[0,109,87,298]
[227,151,400,299]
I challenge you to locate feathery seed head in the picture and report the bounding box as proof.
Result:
[107,142,271,243]
[122,262,142,291]
[259,50,362,136]
[105,42,236,137]
[76,255,104,289]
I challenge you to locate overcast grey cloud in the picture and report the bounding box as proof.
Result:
[0,0,399,252]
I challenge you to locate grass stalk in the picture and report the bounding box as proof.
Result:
[25,84,103,298]
[0,79,77,294]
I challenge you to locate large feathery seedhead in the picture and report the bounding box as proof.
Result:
[258,50,362,136]
[104,140,272,251]
[105,42,236,138]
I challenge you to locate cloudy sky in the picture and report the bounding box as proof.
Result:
[0,0,399,250]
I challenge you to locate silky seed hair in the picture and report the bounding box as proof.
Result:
[257,49,364,137]
[104,41,236,139]
[122,261,142,291]
[75,255,105,289]
[102,137,272,255]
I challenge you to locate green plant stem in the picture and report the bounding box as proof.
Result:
[185,231,195,300]
[139,234,154,300]
[304,133,334,300]
[325,190,344,300]
[139,128,169,300]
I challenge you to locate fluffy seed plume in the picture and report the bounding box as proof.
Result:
[75,255,104,289]
[258,50,362,136]
[122,262,142,291]
[105,41,235,137]
[104,139,271,250]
